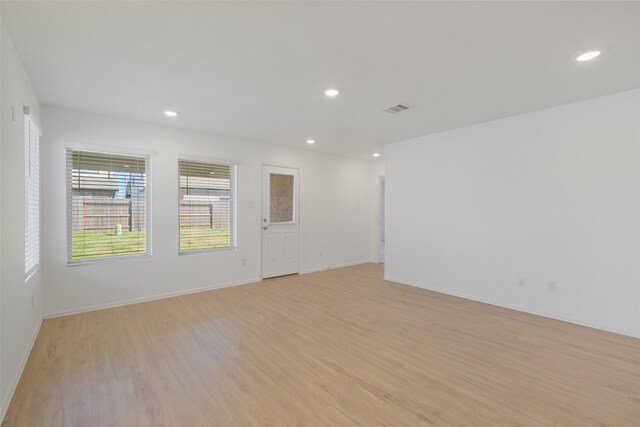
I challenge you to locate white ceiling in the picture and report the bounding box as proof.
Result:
[2,1,640,157]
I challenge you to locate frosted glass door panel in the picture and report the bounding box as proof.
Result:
[269,173,294,223]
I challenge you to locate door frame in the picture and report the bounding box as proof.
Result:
[260,162,302,279]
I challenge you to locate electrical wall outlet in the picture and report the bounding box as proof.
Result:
[517,277,525,287]
[547,281,557,293]
[319,249,324,257]
[241,258,247,267]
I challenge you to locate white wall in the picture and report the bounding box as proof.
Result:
[0,19,43,418]
[41,106,372,317]
[386,89,640,338]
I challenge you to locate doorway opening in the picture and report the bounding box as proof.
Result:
[379,176,385,264]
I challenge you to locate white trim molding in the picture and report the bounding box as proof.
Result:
[384,275,640,340]
[0,319,43,423]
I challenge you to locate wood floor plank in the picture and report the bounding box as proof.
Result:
[3,263,640,426]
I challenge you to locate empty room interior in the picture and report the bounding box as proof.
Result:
[0,1,639,426]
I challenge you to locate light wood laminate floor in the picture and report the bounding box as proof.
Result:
[4,263,640,426]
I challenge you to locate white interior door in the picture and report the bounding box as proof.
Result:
[262,165,300,279]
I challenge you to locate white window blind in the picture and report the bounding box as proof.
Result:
[25,113,40,278]
[67,149,150,263]
[179,159,236,252]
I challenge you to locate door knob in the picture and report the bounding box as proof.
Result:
[263,226,268,230]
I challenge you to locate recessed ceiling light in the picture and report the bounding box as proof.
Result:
[575,50,601,62]
[324,89,339,97]
[164,110,178,117]
[306,139,315,144]
[373,153,381,157]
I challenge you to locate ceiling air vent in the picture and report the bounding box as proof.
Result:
[383,103,411,114]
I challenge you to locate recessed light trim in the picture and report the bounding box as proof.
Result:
[324,89,339,97]
[306,139,316,144]
[575,50,601,62]
[373,153,381,157]
[164,110,178,117]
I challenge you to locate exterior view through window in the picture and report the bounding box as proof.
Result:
[68,149,149,262]
[25,113,41,277]
[179,160,235,252]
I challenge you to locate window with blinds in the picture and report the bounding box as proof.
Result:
[25,114,40,278]
[67,149,150,263]
[179,159,236,252]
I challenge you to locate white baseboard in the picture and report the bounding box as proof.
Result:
[0,318,43,423]
[301,260,370,274]
[44,261,374,319]
[384,275,640,340]
[43,277,261,319]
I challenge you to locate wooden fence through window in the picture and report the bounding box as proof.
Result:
[71,197,229,233]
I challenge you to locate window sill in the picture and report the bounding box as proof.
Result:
[179,247,237,257]
[67,253,152,267]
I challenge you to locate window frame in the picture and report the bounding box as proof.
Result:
[177,156,237,255]
[24,112,41,280]
[66,147,153,266]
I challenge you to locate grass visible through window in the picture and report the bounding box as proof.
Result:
[72,228,230,259]
[180,228,231,252]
